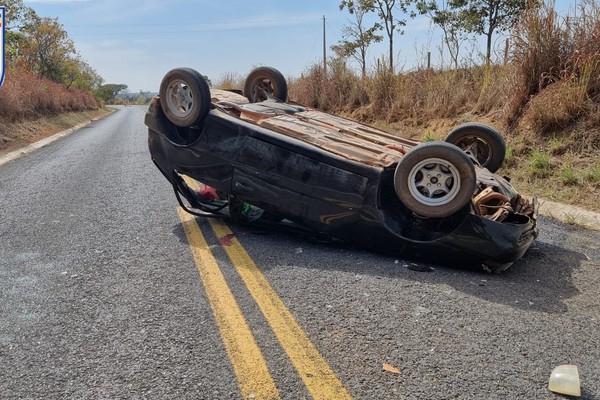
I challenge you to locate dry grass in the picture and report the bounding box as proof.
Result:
[290,61,367,113]
[290,62,483,125]
[213,71,245,90]
[508,0,600,140]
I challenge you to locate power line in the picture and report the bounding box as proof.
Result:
[67,23,317,36]
[63,17,318,29]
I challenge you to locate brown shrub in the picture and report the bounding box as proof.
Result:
[290,62,483,126]
[288,63,328,109]
[475,65,514,115]
[572,102,600,150]
[214,71,244,90]
[363,67,483,125]
[289,61,366,113]
[364,63,398,117]
[507,0,600,126]
[522,79,589,133]
[0,68,98,121]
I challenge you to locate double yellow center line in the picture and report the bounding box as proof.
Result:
[177,208,352,399]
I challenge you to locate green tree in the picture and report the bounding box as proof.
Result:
[3,1,104,91]
[2,0,36,29]
[341,0,413,73]
[418,0,537,65]
[21,17,77,82]
[135,91,153,105]
[416,0,468,68]
[2,0,37,65]
[61,57,104,91]
[373,0,410,72]
[333,0,384,77]
[95,84,128,103]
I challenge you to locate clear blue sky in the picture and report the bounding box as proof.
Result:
[23,0,576,93]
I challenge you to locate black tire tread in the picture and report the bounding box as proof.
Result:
[444,122,506,172]
[243,67,288,103]
[159,68,211,127]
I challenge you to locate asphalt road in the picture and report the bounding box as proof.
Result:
[1,106,599,399]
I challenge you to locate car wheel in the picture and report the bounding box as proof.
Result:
[444,122,506,172]
[394,142,476,218]
[159,68,211,127]
[244,67,288,103]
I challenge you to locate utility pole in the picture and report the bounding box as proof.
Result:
[322,15,327,74]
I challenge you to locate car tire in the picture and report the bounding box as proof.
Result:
[444,122,506,172]
[394,142,476,218]
[159,68,211,127]
[244,67,288,103]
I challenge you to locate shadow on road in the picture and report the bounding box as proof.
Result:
[172,215,597,315]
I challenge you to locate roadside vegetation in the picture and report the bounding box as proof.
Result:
[287,0,600,211]
[0,69,98,121]
[0,0,132,154]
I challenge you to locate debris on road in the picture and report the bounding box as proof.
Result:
[383,363,400,375]
[548,364,581,397]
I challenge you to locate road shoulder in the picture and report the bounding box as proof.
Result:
[537,198,600,231]
[0,109,115,166]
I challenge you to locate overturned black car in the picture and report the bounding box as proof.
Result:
[145,66,538,272]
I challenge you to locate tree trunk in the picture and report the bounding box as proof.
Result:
[389,35,394,73]
[486,31,492,65]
